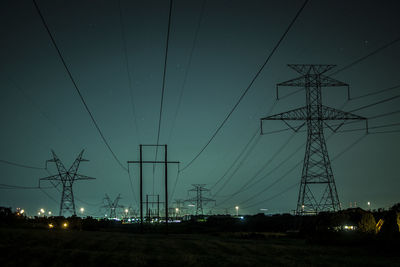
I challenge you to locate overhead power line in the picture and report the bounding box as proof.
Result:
[0,159,45,170]
[152,0,174,194]
[237,133,367,209]
[167,0,206,144]
[155,0,174,148]
[350,83,400,100]
[330,37,400,76]
[33,0,128,172]
[117,0,141,144]
[180,0,310,172]
[349,94,400,113]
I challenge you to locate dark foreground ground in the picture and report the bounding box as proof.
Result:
[1,227,399,267]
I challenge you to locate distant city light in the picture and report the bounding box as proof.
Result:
[80,207,85,213]
[125,209,129,213]
[344,225,355,230]
[48,211,52,215]
[235,206,239,216]
[40,208,45,213]
[62,222,68,228]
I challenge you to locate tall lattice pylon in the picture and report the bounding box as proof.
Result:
[186,184,215,215]
[40,150,95,216]
[102,194,123,219]
[261,64,368,214]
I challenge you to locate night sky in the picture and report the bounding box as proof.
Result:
[0,0,399,217]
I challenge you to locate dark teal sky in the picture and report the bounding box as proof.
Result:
[0,0,399,217]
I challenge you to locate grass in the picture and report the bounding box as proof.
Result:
[0,227,399,266]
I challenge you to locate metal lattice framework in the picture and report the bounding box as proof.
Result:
[261,64,368,215]
[186,184,216,215]
[102,194,123,219]
[40,150,95,216]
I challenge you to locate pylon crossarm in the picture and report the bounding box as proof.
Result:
[321,105,368,133]
[288,64,336,75]
[39,174,60,187]
[277,75,306,87]
[261,106,308,132]
[261,106,308,120]
[51,150,67,174]
[319,75,348,87]
[68,150,87,174]
[75,174,96,180]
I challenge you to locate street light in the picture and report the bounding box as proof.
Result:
[235,206,239,216]
[40,208,45,214]
[48,211,52,216]
[367,201,371,209]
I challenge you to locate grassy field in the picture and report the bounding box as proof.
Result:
[0,227,399,266]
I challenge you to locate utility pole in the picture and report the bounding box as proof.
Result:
[261,64,368,215]
[127,144,179,232]
[186,184,216,215]
[102,194,123,219]
[145,194,162,221]
[39,150,95,217]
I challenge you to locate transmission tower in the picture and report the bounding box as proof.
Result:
[186,184,216,215]
[261,64,368,215]
[103,194,123,219]
[39,150,95,217]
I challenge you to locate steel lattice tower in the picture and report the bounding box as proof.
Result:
[102,194,123,219]
[186,184,215,215]
[40,150,95,216]
[261,64,368,215]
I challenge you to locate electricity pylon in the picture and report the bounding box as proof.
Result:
[39,150,95,216]
[261,64,368,215]
[103,194,123,219]
[186,184,216,215]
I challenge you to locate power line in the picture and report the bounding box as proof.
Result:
[211,101,279,192]
[369,129,400,134]
[215,138,305,208]
[180,0,310,172]
[0,159,45,170]
[168,164,181,202]
[211,128,259,191]
[212,134,262,197]
[348,94,400,113]
[350,84,400,101]
[216,133,297,199]
[40,188,59,204]
[153,0,174,193]
[117,0,141,144]
[32,0,128,172]
[0,183,52,189]
[237,133,367,209]
[242,182,299,210]
[167,0,206,144]
[330,37,400,76]
[338,122,400,133]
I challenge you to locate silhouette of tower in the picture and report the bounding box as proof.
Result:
[40,150,95,216]
[186,184,215,215]
[261,64,367,214]
[103,194,123,219]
